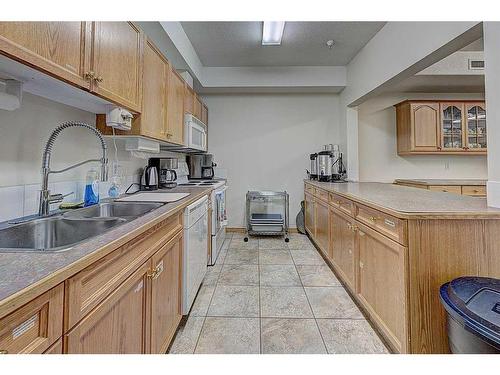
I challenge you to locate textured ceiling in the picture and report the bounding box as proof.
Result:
[181,21,385,67]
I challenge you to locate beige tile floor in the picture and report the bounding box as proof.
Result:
[168,233,389,354]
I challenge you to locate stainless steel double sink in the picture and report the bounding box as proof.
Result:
[0,201,164,252]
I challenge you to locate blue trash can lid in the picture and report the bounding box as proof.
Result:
[440,277,500,347]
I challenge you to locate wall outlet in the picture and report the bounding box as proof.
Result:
[444,161,450,170]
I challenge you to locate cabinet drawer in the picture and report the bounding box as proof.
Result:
[315,188,329,203]
[462,185,486,197]
[0,284,63,354]
[429,185,462,195]
[356,204,407,245]
[305,184,315,195]
[329,193,354,216]
[65,212,183,330]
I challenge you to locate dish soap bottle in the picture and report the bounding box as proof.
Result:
[84,168,100,207]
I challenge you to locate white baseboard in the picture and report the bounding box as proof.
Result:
[487,180,500,207]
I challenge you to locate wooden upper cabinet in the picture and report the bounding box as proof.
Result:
[166,68,185,145]
[184,84,195,115]
[201,104,208,125]
[131,40,168,140]
[0,22,90,88]
[356,222,408,353]
[89,22,144,112]
[150,233,182,354]
[194,95,203,120]
[396,100,487,155]
[65,261,151,354]
[465,102,487,151]
[0,284,63,354]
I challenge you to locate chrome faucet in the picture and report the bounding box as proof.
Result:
[38,121,108,216]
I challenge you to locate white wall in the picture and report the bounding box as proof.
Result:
[204,93,341,228]
[358,93,487,182]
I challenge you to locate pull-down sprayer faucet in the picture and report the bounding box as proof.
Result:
[38,121,108,216]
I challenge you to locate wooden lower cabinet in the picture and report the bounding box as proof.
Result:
[65,261,151,354]
[356,222,409,353]
[314,198,329,255]
[43,338,63,354]
[0,284,64,354]
[150,233,183,354]
[329,208,356,291]
[304,193,315,236]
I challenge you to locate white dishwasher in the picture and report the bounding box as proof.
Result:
[182,195,209,315]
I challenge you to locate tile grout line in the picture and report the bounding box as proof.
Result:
[291,236,330,354]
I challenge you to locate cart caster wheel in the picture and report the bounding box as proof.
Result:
[243,237,249,242]
[285,237,289,243]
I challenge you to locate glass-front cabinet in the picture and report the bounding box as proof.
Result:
[466,103,487,151]
[440,103,464,151]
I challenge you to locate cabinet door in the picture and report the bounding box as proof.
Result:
[138,40,168,140]
[201,104,208,125]
[150,233,183,354]
[194,95,203,120]
[410,102,441,151]
[166,68,185,145]
[184,85,195,115]
[90,22,143,112]
[440,102,465,151]
[304,193,315,236]
[330,209,356,291]
[465,102,487,152]
[315,199,329,256]
[0,22,89,88]
[356,223,408,353]
[65,261,151,354]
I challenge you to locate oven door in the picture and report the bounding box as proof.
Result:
[213,186,228,234]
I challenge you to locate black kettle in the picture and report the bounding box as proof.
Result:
[140,165,158,190]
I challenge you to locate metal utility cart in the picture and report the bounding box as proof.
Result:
[244,190,289,242]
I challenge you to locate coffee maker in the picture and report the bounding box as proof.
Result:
[309,153,318,180]
[187,154,217,179]
[317,149,333,182]
[309,144,346,182]
[148,157,178,188]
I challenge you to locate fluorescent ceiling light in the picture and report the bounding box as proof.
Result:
[262,21,285,46]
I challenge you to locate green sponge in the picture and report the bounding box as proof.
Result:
[59,201,84,210]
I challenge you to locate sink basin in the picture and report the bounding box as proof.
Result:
[63,201,164,219]
[0,216,126,252]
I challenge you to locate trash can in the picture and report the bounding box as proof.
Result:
[440,276,500,354]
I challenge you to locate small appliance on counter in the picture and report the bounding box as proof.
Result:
[140,165,158,190]
[308,144,347,182]
[187,153,217,180]
[149,157,178,189]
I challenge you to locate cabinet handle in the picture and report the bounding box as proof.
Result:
[153,261,164,280]
[359,261,364,269]
[348,249,352,255]
[358,230,365,237]
[84,71,95,81]
[347,223,352,229]
[147,269,158,279]
[0,350,8,354]
[94,76,104,83]
[437,146,442,150]
[369,216,377,222]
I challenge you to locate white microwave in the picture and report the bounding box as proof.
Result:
[184,114,207,152]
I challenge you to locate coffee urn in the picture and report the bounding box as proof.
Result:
[309,153,318,180]
[317,149,333,182]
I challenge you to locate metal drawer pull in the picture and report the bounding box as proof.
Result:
[369,216,377,222]
[0,350,8,354]
[384,219,396,227]
[359,261,364,269]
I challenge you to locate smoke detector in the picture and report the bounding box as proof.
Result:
[326,40,335,49]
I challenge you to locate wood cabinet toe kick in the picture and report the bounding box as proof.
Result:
[304,181,500,354]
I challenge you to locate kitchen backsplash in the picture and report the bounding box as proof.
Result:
[0,174,141,222]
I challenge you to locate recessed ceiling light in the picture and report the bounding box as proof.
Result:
[262,21,285,46]
[326,40,335,49]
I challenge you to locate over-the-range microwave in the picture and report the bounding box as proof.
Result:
[163,114,207,153]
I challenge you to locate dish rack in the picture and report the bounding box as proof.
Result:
[244,191,289,242]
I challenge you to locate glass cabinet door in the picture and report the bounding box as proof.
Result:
[441,103,464,150]
[466,103,487,151]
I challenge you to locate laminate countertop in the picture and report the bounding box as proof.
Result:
[305,180,500,219]
[0,186,212,317]
[394,178,487,186]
